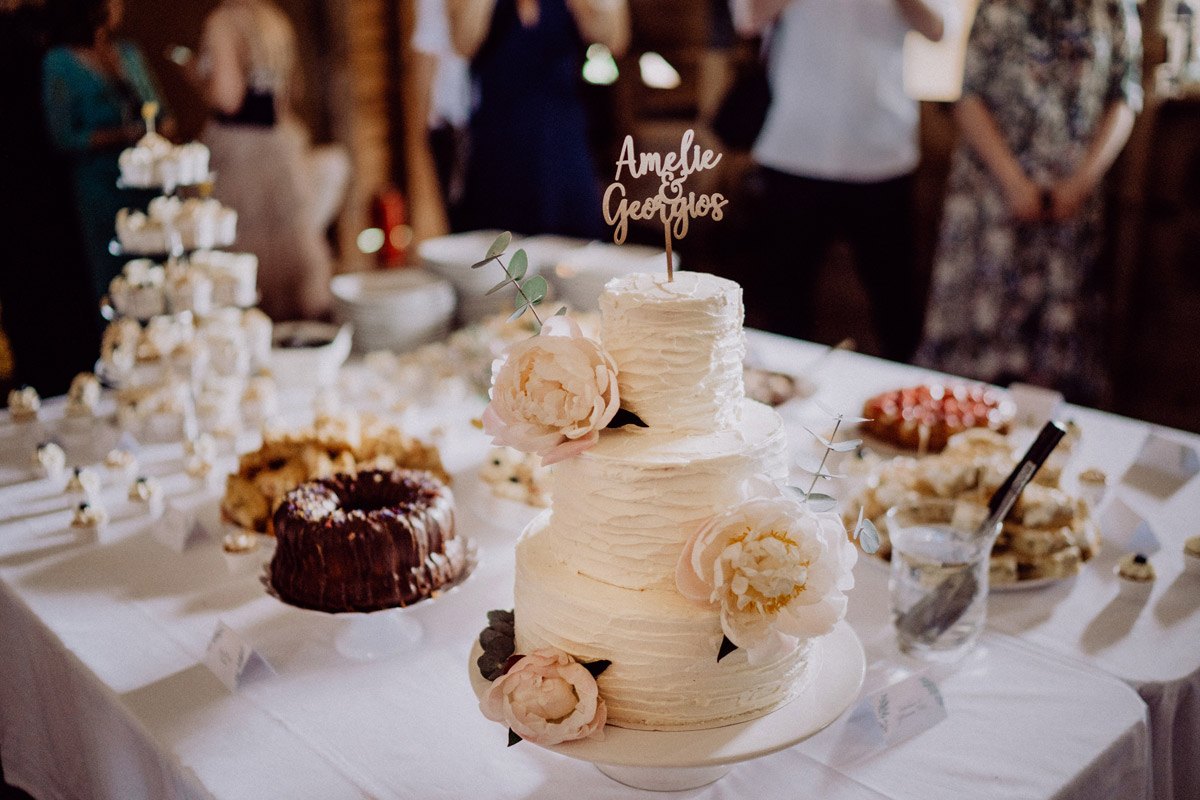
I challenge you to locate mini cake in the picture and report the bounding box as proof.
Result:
[128,476,164,515]
[222,530,262,573]
[65,467,100,497]
[33,442,66,481]
[7,386,41,421]
[861,384,1015,453]
[66,373,101,417]
[105,448,139,481]
[71,502,107,531]
[1115,553,1155,599]
[269,469,469,612]
[109,260,166,319]
[164,262,214,316]
[190,250,258,307]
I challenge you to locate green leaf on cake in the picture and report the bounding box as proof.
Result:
[508,248,528,281]
[857,517,880,555]
[826,438,862,453]
[507,729,523,747]
[485,276,514,296]
[717,635,738,662]
[583,659,611,679]
[521,275,548,305]
[486,231,512,261]
[804,493,837,512]
[507,304,529,324]
[554,306,568,316]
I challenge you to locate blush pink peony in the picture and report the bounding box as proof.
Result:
[676,490,857,664]
[482,316,619,466]
[480,648,608,745]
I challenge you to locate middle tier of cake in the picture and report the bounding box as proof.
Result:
[546,399,788,590]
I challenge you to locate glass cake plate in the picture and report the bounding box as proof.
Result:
[262,537,477,661]
[468,620,865,791]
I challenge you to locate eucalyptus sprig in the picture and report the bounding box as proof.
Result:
[471,231,565,333]
[791,403,880,554]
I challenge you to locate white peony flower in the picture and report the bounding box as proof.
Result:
[676,488,857,664]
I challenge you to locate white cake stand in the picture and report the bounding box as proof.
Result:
[264,538,477,661]
[469,621,865,791]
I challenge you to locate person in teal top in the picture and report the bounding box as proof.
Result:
[42,0,166,310]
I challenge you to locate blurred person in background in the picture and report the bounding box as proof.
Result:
[731,0,947,363]
[42,0,166,309]
[1,0,97,395]
[448,0,629,238]
[915,0,1141,406]
[186,0,349,321]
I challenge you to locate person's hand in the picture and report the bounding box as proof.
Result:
[1048,174,1094,222]
[1002,174,1043,222]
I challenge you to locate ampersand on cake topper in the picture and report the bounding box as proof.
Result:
[602,129,728,281]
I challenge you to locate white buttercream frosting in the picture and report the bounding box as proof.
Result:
[599,271,745,433]
[516,512,817,731]
[547,399,787,590]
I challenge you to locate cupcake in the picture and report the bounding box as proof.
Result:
[65,466,101,498]
[128,475,164,517]
[33,442,66,481]
[1115,553,1156,600]
[1077,468,1108,509]
[7,385,41,422]
[1184,536,1200,577]
[70,501,108,533]
[65,372,101,418]
[105,448,139,481]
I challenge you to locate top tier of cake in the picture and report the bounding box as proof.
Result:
[599,272,745,433]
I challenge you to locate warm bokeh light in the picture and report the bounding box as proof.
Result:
[583,43,619,85]
[638,51,681,90]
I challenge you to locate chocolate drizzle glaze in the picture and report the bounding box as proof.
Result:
[269,469,466,613]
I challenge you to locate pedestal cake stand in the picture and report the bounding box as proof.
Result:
[469,620,865,791]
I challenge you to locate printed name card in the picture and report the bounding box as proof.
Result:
[861,672,947,747]
[203,620,274,691]
[1007,382,1064,427]
[151,501,208,553]
[1120,429,1200,499]
[1100,495,1160,555]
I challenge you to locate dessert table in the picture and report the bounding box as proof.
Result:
[1,330,1194,800]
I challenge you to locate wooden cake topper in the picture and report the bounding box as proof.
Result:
[603,129,728,281]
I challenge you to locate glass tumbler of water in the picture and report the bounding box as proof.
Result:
[887,499,1002,662]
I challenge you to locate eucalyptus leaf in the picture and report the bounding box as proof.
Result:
[484,276,513,296]
[802,425,833,449]
[805,493,838,512]
[522,275,548,305]
[793,455,845,479]
[506,304,528,324]
[815,399,871,423]
[787,486,809,501]
[554,305,568,316]
[856,517,880,554]
[469,256,494,269]
[486,231,512,261]
[530,316,542,335]
[827,438,863,453]
[508,249,528,281]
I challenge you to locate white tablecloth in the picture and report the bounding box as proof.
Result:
[1,333,1190,799]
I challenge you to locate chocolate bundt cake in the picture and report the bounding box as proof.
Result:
[269,469,469,612]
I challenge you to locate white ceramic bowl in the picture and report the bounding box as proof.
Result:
[268,321,352,389]
[331,268,455,352]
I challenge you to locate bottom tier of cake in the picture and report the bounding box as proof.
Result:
[514,512,819,731]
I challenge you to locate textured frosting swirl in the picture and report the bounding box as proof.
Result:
[599,272,745,433]
[516,512,817,731]
[548,400,787,590]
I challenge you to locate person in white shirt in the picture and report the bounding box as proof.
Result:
[731,0,945,362]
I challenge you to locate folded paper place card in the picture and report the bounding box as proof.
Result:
[1008,383,1064,428]
[204,621,274,691]
[151,501,208,553]
[1100,496,1160,555]
[862,672,947,747]
[1121,430,1200,498]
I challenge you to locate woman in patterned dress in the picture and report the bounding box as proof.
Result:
[915,0,1142,405]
